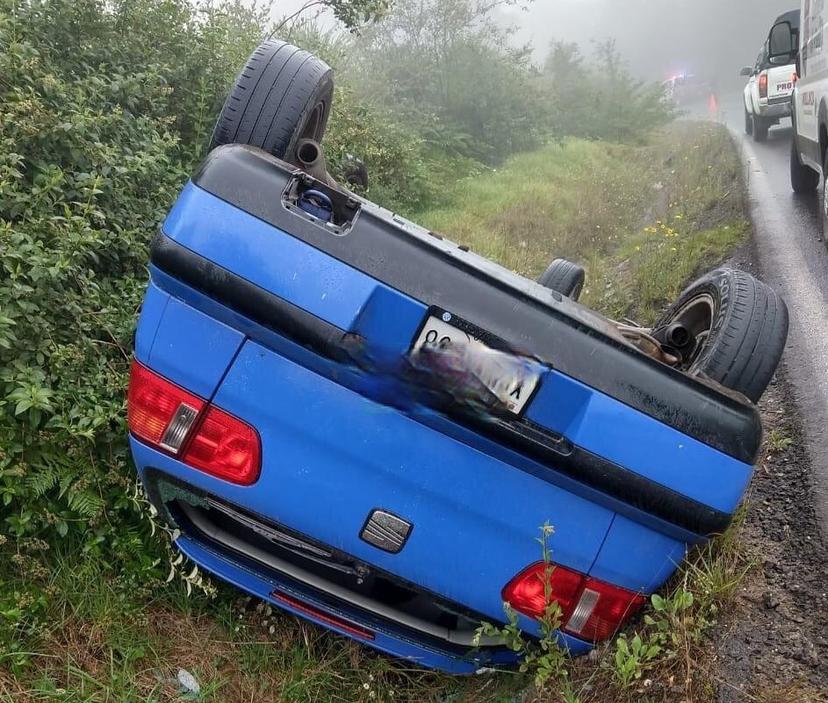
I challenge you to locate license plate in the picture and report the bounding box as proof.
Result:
[410,314,542,416]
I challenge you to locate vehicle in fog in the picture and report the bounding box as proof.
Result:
[662,73,712,106]
[783,3,828,213]
[742,9,800,141]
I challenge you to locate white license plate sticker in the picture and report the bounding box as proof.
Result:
[411,315,542,415]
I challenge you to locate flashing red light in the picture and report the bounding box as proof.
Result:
[502,562,646,643]
[127,360,260,485]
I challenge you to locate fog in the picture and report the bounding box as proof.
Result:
[505,0,798,84]
[275,0,799,86]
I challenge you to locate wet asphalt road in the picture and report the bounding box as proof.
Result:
[714,97,828,537]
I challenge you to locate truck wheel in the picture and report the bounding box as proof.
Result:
[210,40,334,161]
[752,115,769,142]
[822,150,828,244]
[791,137,820,193]
[653,268,788,403]
[538,259,586,301]
[744,107,754,136]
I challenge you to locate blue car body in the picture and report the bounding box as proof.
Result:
[130,145,762,673]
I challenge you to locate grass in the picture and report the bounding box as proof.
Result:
[418,120,748,325]
[3,121,754,702]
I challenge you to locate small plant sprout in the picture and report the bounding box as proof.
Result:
[474,523,571,687]
[766,428,793,454]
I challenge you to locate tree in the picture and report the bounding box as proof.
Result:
[542,37,674,142]
[347,0,545,163]
[274,0,392,32]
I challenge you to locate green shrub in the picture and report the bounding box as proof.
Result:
[0,0,479,660]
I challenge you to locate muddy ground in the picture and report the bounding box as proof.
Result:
[714,248,828,703]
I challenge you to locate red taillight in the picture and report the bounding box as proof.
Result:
[182,406,260,485]
[127,361,260,485]
[567,581,646,642]
[502,563,584,619]
[759,72,769,99]
[502,562,646,643]
[128,362,205,448]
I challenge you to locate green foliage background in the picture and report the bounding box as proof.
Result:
[0,0,673,661]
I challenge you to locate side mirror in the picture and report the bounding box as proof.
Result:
[768,20,797,64]
[740,66,753,77]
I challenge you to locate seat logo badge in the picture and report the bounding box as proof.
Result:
[360,510,412,554]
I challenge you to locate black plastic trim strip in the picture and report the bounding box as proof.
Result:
[477,417,731,535]
[186,145,762,464]
[151,232,347,361]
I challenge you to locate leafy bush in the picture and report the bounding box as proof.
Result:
[0,0,476,662]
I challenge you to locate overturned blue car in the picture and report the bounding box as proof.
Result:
[127,40,788,673]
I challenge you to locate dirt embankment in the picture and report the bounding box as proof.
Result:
[714,249,828,703]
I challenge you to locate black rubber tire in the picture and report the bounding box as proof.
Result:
[753,115,769,142]
[744,106,754,136]
[822,149,828,244]
[654,268,788,403]
[538,259,586,301]
[210,40,334,161]
[791,136,820,193]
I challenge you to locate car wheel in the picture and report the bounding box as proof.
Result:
[791,137,820,193]
[752,115,769,142]
[653,268,788,403]
[538,259,586,301]
[744,107,754,136]
[210,40,334,161]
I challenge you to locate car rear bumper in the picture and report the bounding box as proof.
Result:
[758,98,792,119]
[137,462,593,673]
[181,146,763,467]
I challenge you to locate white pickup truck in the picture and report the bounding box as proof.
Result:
[742,9,800,142]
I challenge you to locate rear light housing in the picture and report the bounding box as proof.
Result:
[127,360,260,485]
[502,562,646,643]
[759,72,769,99]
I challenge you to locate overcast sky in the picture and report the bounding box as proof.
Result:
[273,0,800,83]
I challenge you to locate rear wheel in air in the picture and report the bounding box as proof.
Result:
[538,259,586,301]
[210,40,334,162]
[653,268,788,403]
